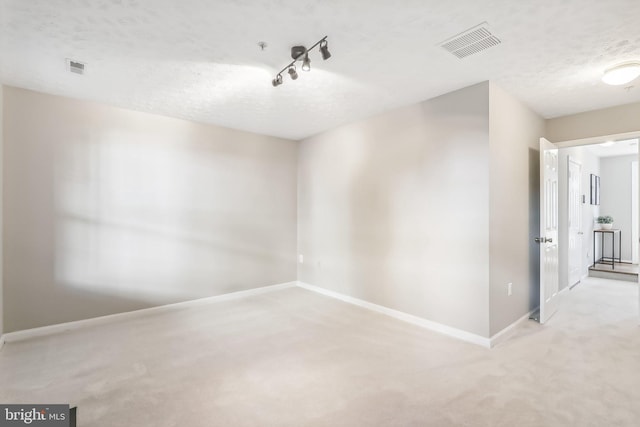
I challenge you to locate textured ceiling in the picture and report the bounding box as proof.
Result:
[1,0,640,140]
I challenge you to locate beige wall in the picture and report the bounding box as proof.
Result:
[3,87,298,332]
[10,81,635,339]
[488,83,545,336]
[298,83,491,337]
[0,84,3,337]
[546,102,640,142]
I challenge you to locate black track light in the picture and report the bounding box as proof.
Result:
[320,40,331,60]
[288,66,298,80]
[271,36,331,86]
[302,54,311,72]
[271,74,283,87]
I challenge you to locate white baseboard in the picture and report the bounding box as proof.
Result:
[296,281,492,348]
[3,280,539,350]
[2,281,297,344]
[489,307,539,348]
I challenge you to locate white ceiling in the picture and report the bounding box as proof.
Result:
[1,0,640,140]
[586,138,639,157]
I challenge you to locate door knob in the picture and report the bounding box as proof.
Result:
[535,237,553,243]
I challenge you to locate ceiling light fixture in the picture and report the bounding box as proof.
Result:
[320,40,331,60]
[302,54,311,72]
[288,66,298,80]
[602,61,640,85]
[272,74,283,87]
[271,36,331,87]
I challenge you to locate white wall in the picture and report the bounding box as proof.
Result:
[3,87,298,332]
[488,83,546,336]
[558,146,600,290]
[600,154,638,262]
[298,83,491,337]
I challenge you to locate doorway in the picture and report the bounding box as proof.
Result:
[539,131,640,323]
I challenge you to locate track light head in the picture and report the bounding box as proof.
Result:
[302,54,311,72]
[320,40,331,60]
[288,66,298,80]
[272,74,283,87]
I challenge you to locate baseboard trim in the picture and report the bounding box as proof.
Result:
[0,334,5,351]
[3,281,297,344]
[489,307,539,348]
[296,281,491,348]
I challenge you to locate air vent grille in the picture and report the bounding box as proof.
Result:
[66,59,86,75]
[439,23,501,59]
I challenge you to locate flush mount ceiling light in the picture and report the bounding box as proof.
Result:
[271,36,331,87]
[602,62,640,85]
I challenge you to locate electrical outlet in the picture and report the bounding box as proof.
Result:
[298,254,304,264]
[507,282,513,296]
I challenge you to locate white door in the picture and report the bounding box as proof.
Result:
[568,157,582,287]
[539,138,559,323]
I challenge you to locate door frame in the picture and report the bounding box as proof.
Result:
[567,155,582,288]
[632,160,638,264]
[549,130,640,322]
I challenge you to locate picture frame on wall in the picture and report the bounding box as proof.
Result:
[590,174,600,205]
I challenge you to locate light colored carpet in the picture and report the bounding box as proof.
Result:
[0,277,638,427]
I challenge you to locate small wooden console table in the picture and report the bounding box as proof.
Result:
[593,229,621,269]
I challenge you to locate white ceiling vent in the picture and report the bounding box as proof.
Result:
[66,58,86,75]
[439,22,501,59]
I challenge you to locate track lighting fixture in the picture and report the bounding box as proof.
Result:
[271,36,331,87]
[302,54,311,72]
[288,66,298,80]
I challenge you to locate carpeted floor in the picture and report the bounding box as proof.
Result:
[0,277,638,426]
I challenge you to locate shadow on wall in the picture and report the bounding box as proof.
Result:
[529,147,541,311]
[53,137,286,301]
[5,123,295,331]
